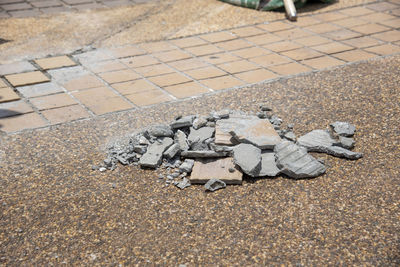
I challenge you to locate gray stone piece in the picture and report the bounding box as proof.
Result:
[324,146,363,160]
[330,121,356,137]
[174,130,189,151]
[139,137,173,168]
[228,115,282,149]
[170,115,195,129]
[175,178,191,189]
[133,145,147,154]
[209,143,234,153]
[148,124,173,137]
[232,143,262,177]
[163,143,180,159]
[297,129,335,150]
[283,131,296,142]
[274,141,326,179]
[256,152,280,177]
[204,179,226,192]
[181,150,228,158]
[337,136,355,149]
[192,116,208,130]
[179,159,195,173]
[188,127,215,144]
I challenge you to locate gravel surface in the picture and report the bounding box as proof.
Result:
[0,55,399,265]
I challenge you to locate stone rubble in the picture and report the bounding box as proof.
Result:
[100,107,363,191]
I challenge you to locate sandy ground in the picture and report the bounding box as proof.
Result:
[0,0,375,64]
[0,55,398,265]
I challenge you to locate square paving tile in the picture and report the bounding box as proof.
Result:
[379,18,400,28]
[184,66,227,80]
[333,17,368,28]
[164,81,209,98]
[125,89,173,106]
[248,54,291,67]
[5,71,50,87]
[311,42,354,54]
[265,41,302,53]
[323,29,362,41]
[138,41,177,53]
[148,72,192,87]
[200,75,243,90]
[0,87,20,103]
[350,23,391,35]
[99,69,141,84]
[358,12,397,23]
[41,104,90,124]
[0,61,36,76]
[215,39,253,51]
[332,49,377,62]
[121,55,159,68]
[167,58,209,71]
[230,26,265,37]
[371,30,400,42]
[301,55,345,69]
[267,62,312,76]
[256,21,293,32]
[281,48,323,61]
[339,6,373,16]
[62,74,105,91]
[364,44,400,56]
[244,33,283,45]
[274,28,312,40]
[342,36,384,49]
[232,47,271,59]
[184,44,224,56]
[169,37,208,48]
[294,36,331,46]
[84,60,127,74]
[17,82,64,98]
[234,68,278,83]
[34,56,76,70]
[0,112,47,133]
[217,60,259,74]
[200,53,241,65]
[152,50,192,62]
[366,2,398,12]
[0,100,33,118]
[313,12,348,22]
[286,16,321,27]
[29,93,77,110]
[0,79,7,88]
[199,31,236,43]
[133,63,175,77]
[304,23,341,34]
[112,79,158,95]
[109,46,145,58]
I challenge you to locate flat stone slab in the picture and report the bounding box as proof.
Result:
[181,150,228,158]
[189,157,243,185]
[232,143,261,177]
[215,115,281,149]
[256,152,280,177]
[188,127,215,143]
[139,137,173,168]
[274,141,326,179]
[297,129,335,150]
[330,121,356,137]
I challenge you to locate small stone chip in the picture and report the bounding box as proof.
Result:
[204,179,226,192]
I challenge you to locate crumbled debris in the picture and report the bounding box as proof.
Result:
[204,179,226,192]
[99,108,363,190]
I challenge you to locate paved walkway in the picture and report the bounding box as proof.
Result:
[0,0,155,18]
[0,1,399,133]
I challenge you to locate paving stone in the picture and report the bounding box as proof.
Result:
[139,137,173,168]
[232,143,261,177]
[179,159,194,173]
[163,143,180,159]
[34,56,76,70]
[16,82,64,98]
[0,87,21,103]
[29,93,77,110]
[0,112,47,133]
[41,104,90,124]
[297,129,335,150]
[257,152,280,177]
[5,71,49,87]
[170,115,195,129]
[188,126,215,144]
[0,61,37,76]
[330,121,356,137]
[204,179,226,192]
[0,100,33,118]
[274,141,326,179]
[148,124,173,137]
[190,158,242,185]
[174,130,189,151]
[0,79,7,88]
[181,150,228,158]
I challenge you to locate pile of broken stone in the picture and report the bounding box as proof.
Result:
[97,106,362,192]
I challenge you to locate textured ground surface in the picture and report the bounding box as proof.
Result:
[0,54,399,265]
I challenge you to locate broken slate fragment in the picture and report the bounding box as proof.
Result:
[188,127,215,144]
[170,115,195,129]
[283,131,296,142]
[163,143,180,159]
[175,177,191,189]
[274,141,326,179]
[204,179,226,192]
[179,159,195,173]
[148,124,173,137]
[337,136,355,149]
[174,130,189,151]
[256,152,280,177]
[323,146,362,160]
[192,116,208,130]
[232,143,261,177]
[297,129,335,150]
[139,137,173,168]
[181,150,228,158]
[330,121,356,137]
[190,157,242,184]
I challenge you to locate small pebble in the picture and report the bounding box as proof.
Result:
[228,168,235,173]
[99,167,107,172]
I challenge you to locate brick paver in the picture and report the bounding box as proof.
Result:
[1,1,400,133]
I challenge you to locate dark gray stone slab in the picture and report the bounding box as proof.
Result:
[174,130,189,151]
[232,143,261,177]
[163,143,180,159]
[170,115,195,129]
[148,124,173,137]
[179,159,195,173]
[274,141,326,179]
[330,121,356,137]
[204,179,226,192]
[181,150,228,158]
[139,137,173,168]
[256,152,280,177]
[297,129,335,149]
[188,127,215,144]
